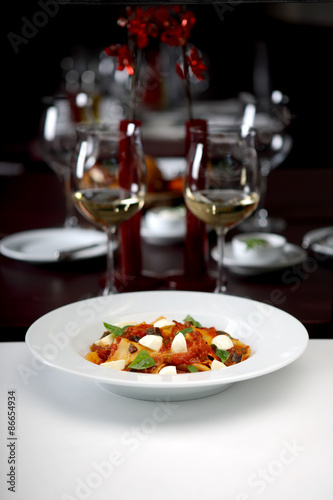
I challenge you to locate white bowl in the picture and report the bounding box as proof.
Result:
[145,206,186,235]
[231,232,286,264]
[25,290,309,401]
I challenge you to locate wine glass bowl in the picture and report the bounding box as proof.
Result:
[184,125,260,293]
[240,94,292,232]
[71,122,146,295]
[40,95,78,228]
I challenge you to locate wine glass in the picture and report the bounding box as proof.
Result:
[240,93,292,232]
[40,95,78,228]
[184,125,260,293]
[71,122,146,295]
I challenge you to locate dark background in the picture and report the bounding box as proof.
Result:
[1,2,333,170]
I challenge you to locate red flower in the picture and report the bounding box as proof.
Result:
[186,47,207,81]
[176,47,207,81]
[161,10,196,47]
[104,44,134,75]
[126,7,162,49]
[104,6,206,81]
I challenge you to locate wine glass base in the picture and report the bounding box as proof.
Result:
[240,215,286,233]
[64,216,79,228]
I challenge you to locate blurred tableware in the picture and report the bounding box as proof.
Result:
[302,226,333,257]
[184,124,260,293]
[211,241,307,276]
[145,206,186,234]
[141,206,186,245]
[53,243,105,262]
[0,228,107,263]
[25,290,309,401]
[231,232,286,265]
[40,95,78,228]
[240,92,293,232]
[71,122,146,295]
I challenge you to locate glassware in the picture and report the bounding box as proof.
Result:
[240,93,292,232]
[40,95,78,228]
[71,122,146,295]
[184,125,260,293]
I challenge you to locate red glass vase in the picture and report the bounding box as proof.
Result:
[184,119,208,280]
[118,119,144,284]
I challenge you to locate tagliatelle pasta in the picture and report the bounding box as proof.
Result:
[85,315,251,374]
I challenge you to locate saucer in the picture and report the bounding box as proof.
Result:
[211,242,307,276]
[0,227,108,263]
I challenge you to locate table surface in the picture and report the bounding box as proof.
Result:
[0,339,332,500]
[0,165,332,340]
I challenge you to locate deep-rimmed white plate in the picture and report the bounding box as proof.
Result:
[25,291,308,401]
[0,227,107,263]
[212,242,307,276]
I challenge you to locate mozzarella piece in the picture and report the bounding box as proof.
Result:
[211,359,227,370]
[171,332,187,353]
[211,334,234,350]
[101,359,126,370]
[159,365,177,375]
[153,318,175,328]
[139,335,163,351]
[95,333,115,347]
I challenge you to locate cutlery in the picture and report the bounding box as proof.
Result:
[302,228,333,250]
[53,243,104,261]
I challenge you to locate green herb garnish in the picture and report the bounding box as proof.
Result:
[215,348,230,364]
[103,323,124,337]
[120,325,132,332]
[245,238,269,250]
[128,350,156,370]
[188,365,199,373]
[183,315,202,328]
[179,327,193,336]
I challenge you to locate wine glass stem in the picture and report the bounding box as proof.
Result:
[258,168,268,212]
[63,170,78,228]
[104,226,117,295]
[215,227,228,294]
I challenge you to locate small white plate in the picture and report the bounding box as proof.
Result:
[0,227,107,263]
[25,290,308,401]
[302,226,333,257]
[141,217,186,245]
[211,242,307,276]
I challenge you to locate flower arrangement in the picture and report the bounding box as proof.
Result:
[104,5,207,120]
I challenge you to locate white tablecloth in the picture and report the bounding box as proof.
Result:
[1,340,332,500]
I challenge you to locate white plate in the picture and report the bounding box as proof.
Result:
[25,291,308,401]
[211,242,307,276]
[141,218,186,245]
[0,227,107,263]
[302,226,333,257]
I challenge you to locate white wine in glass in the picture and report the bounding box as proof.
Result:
[71,122,146,295]
[184,125,260,293]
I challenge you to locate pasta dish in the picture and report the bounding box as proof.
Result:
[86,315,251,374]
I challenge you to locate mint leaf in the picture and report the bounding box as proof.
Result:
[128,351,156,370]
[245,238,269,249]
[215,348,230,364]
[179,327,193,336]
[183,315,202,328]
[103,323,123,337]
[188,365,198,373]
